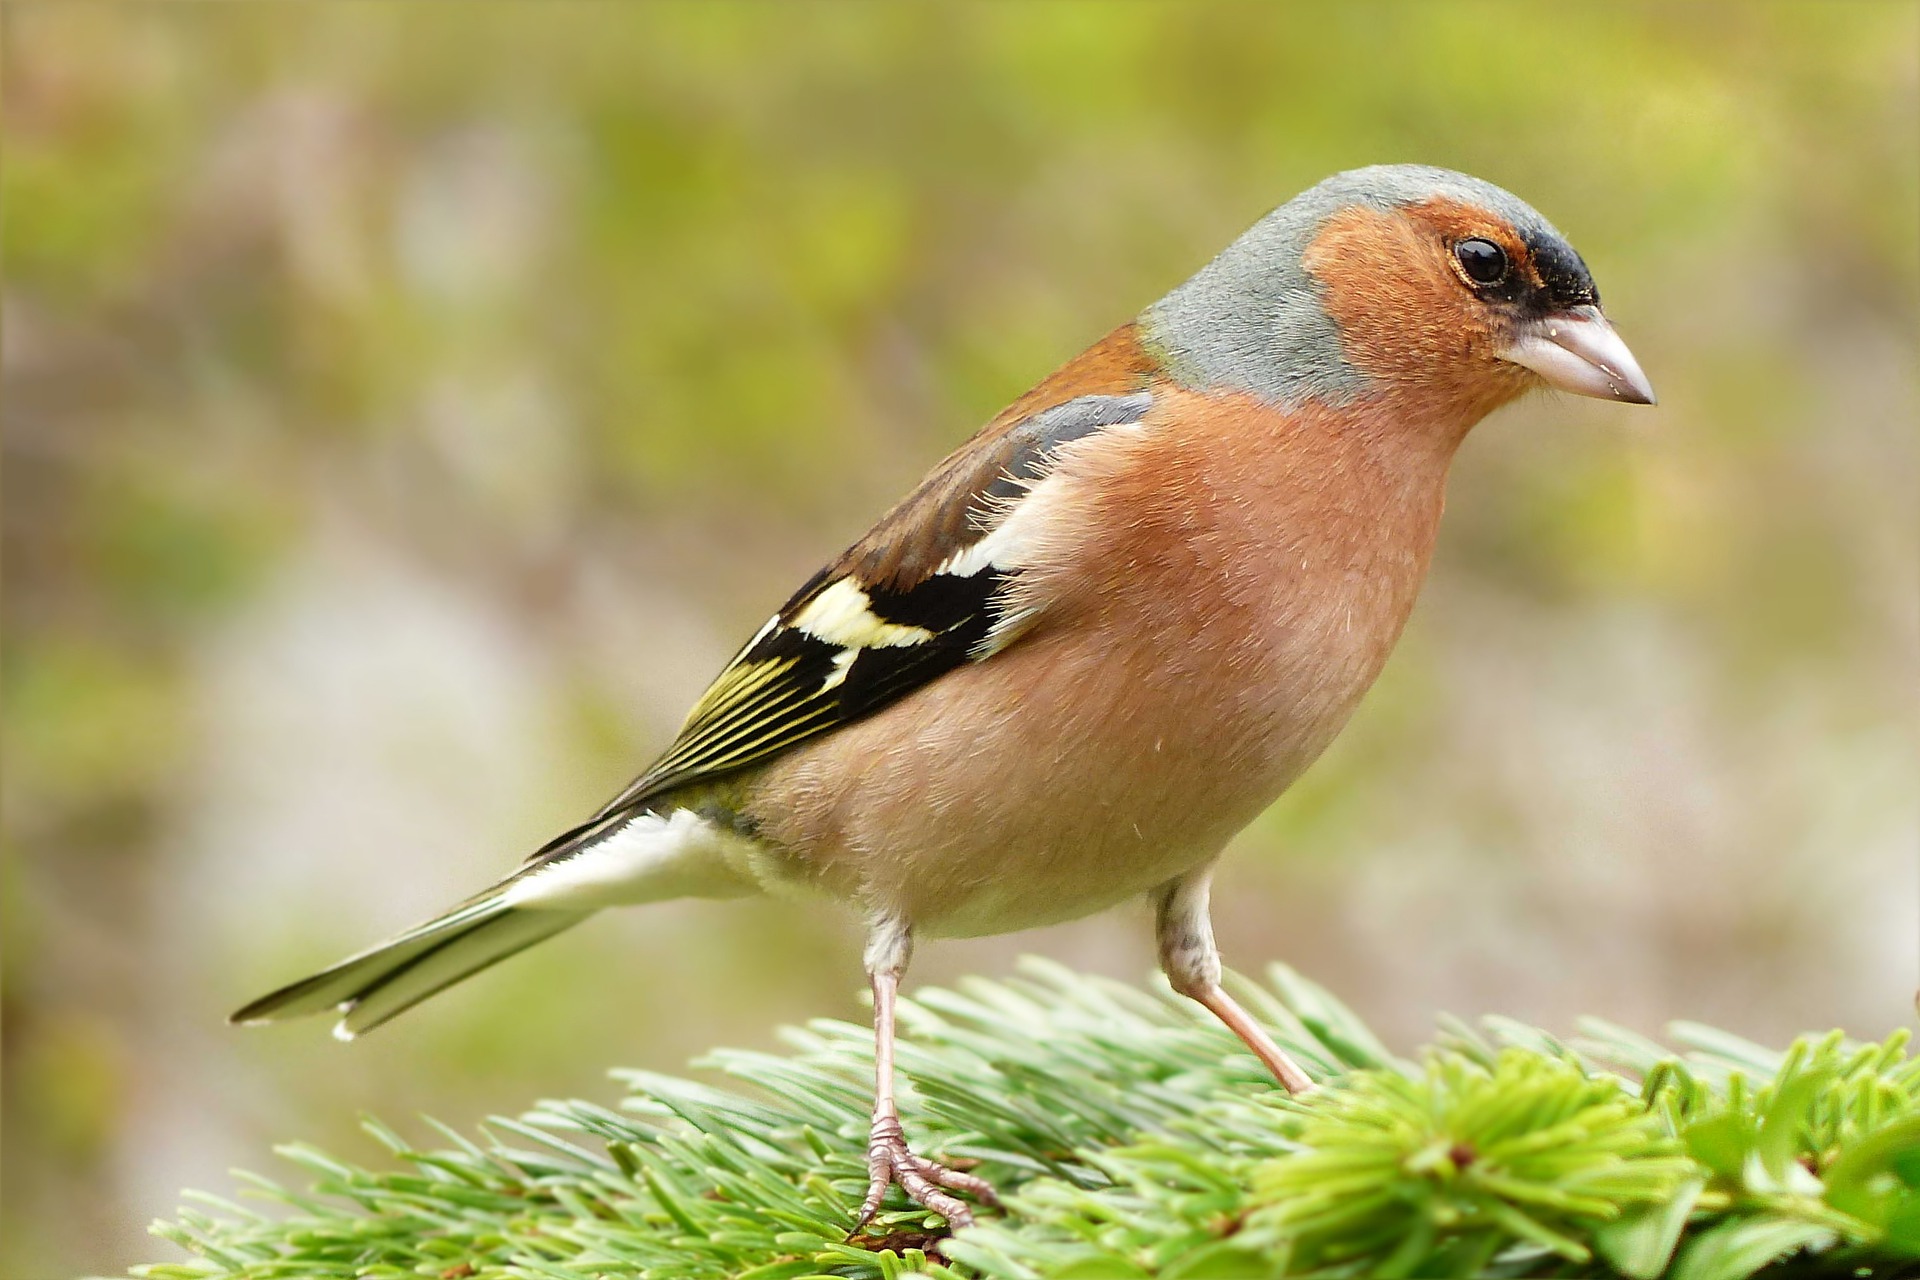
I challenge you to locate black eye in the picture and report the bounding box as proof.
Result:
[1454,237,1509,286]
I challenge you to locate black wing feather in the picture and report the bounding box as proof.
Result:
[589,390,1151,818]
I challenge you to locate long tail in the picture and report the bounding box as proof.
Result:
[229,814,622,1038]
[232,802,754,1038]
[230,891,588,1039]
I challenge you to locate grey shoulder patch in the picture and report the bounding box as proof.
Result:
[581,389,1153,814]
[984,392,1154,505]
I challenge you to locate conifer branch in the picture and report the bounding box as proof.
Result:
[136,962,1919,1279]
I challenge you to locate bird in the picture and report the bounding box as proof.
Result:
[232,164,1655,1229]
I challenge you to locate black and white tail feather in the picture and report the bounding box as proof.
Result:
[229,811,633,1039]
[230,896,585,1040]
[231,391,1154,1038]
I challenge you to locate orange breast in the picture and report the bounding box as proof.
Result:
[745,380,1462,935]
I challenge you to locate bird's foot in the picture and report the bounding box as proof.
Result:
[856,1112,998,1229]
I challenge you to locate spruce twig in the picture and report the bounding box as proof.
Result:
[138,962,1920,1279]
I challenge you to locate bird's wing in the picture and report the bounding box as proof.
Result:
[586,324,1157,821]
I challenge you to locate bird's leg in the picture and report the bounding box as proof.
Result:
[1155,871,1315,1094]
[855,916,999,1230]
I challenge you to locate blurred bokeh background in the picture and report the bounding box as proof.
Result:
[3,2,1915,1274]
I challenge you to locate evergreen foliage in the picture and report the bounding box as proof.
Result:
[137,962,1919,1280]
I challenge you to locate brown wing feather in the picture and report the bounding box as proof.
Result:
[831,323,1159,591]
[583,323,1162,822]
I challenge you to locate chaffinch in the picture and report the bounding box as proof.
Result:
[234,164,1655,1227]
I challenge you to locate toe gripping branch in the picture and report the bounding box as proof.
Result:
[858,1111,999,1229]
[857,921,1000,1230]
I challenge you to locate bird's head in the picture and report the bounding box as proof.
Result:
[1144,164,1655,425]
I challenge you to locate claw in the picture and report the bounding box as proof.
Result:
[856,1112,997,1229]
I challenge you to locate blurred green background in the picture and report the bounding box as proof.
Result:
[3,2,1915,1274]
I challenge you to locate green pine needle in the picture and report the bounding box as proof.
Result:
[136,962,1919,1279]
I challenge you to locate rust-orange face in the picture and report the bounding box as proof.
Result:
[1143,165,1655,417]
[1305,195,1655,409]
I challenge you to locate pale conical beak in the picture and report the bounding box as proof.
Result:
[1497,305,1657,405]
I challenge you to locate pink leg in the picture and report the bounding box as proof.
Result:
[1156,871,1315,1094]
[855,919,999,1229]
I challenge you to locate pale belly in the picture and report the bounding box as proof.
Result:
[741,599,1389,938]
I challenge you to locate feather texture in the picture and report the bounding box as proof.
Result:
[233,806,756,1034]
[588,327,1159,817]
[229,167,1643,1046]
[229,897,586,1036]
